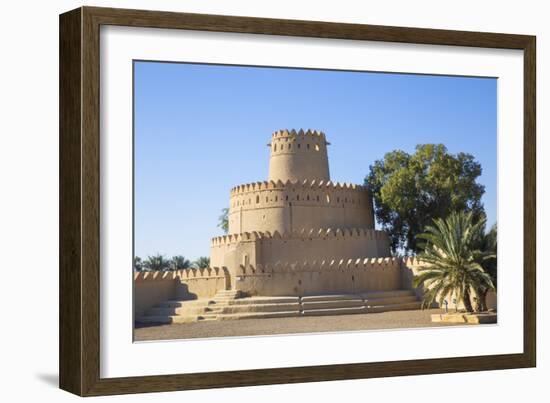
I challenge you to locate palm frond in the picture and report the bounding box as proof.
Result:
[413,211,496,312]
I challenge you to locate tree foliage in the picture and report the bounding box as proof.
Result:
[413,211,495,312]
[218,208,229,234]
[133,256,143,272]
[471,223,497,311]
[143,253,172,271]
[193,256,210,269]
[365,144,486,253]
[171,255,191,270]
[134,254,196,271]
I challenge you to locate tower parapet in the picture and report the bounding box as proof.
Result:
[268,129,330,182]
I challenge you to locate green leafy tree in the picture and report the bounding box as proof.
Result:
[413,211,495,312]
[365,144,486,253]
[133,256,143,272]
[171,255,191,270]
[143,253,171,271]
[218,207,229,234]
[193,256,210,269]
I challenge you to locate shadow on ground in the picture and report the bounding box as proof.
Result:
[35,373,58,388]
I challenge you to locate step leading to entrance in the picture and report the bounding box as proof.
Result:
[135,290,422,324]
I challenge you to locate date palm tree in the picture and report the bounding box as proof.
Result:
[472,223,497,311]
[171,255,191,270]
[193,256,210,269]
[133,256,143,272]
[143,253,171,271]
[413,211,495,312]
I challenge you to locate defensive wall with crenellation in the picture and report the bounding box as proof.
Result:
[134,257,437,315]
[227,180,374,234]
[210,227,390,275]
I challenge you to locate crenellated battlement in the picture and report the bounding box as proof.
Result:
[134,270,180,281]
[401,256,422,267]
[270,128,327,142]
[227,178,373,233]
[133,257,422,281]
[134,268,225,281]
[211,227,387,246]
[230,179,365,195]
[236,256,403,274]
[268,128,330,182]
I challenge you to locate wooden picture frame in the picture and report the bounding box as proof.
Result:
[59,6,536,396]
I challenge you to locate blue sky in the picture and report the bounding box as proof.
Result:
[134,61,497,260]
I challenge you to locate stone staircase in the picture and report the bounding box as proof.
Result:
[137,289,244,324]
[363,290,422,313]
[136,289,421,324]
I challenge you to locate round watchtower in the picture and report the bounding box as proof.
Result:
[268,129,330,182]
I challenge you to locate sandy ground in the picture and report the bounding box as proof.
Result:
[134,308,469,341]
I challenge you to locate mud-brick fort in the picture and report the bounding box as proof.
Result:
[136,129,426,324]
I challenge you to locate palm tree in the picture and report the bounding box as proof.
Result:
[171,255,191,270]
[133,256,143,272]
[218,208,229,234]
[472,223,497,311]
[193,256,210,269]
[143,253,171,271]
[413,211,495,313]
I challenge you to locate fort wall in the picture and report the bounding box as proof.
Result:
[210,228,390,273]
[134,258,496,314]
[233,257,402,296]
[134,271,177,317]
[133,269,227,316]
[228,180,374,233]
[174,267,228,300]
[133,259,404,313]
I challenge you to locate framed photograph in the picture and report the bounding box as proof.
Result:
[59,6,536,396]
